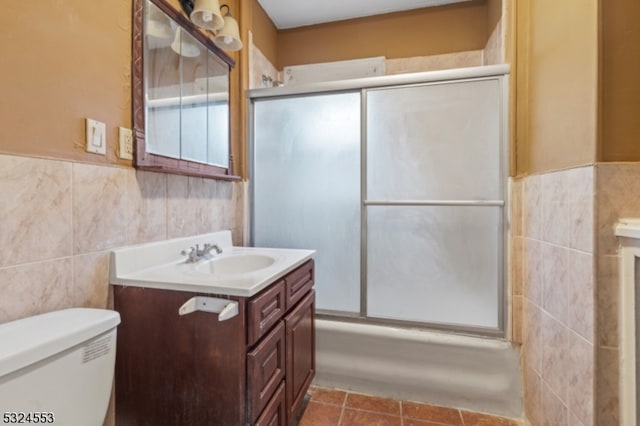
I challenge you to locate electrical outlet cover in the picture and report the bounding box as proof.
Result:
[118,127,133,160]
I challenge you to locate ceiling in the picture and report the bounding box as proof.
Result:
[256,0,473,30]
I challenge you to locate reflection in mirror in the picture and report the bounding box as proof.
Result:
[134,0,235,179]
[206,50,230,167]
[179,29,208,163]
[145,2,181,159]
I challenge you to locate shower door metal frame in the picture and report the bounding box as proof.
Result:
[248,64,510,338]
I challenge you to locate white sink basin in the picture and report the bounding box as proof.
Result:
[194,254,276,275]
[109,230,314,297]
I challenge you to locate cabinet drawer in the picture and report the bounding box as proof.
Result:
[285,260,314,310]
[248,321,286,424]
[248,280,286,346]
[254,381,286,426]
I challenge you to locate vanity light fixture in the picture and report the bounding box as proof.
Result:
[179,0,243,51]
[213,5,243,51]
[190,0,224,31]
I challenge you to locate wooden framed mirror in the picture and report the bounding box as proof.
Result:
[132,0,239,180]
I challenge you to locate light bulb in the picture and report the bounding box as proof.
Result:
[202,11,212,22]
[224,35,233,45]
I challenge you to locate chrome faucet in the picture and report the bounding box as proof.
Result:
[198,243,222,257]
[180,243,222,263]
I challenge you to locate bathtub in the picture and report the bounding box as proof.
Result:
[313,319,523,419]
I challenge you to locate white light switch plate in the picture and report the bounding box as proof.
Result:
[118,127,134,160]
[85,118,106,155]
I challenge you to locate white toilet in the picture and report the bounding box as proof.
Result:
[0,308,121,425]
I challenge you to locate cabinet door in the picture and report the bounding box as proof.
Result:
[284,290,315,423]
[114,287,246,426]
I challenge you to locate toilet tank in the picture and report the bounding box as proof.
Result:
[0,308,121,426]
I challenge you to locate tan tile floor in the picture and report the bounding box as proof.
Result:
[299,386,522,426]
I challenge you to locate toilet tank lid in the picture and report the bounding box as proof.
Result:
[0,308,121,379]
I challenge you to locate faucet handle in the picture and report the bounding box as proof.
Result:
[181,246,199,263]
[180,246,194,256]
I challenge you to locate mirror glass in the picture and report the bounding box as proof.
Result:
[134,0,234,177]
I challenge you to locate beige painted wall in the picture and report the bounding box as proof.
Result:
[487,0,502,37]
[0,1,131,165]
[248,0,497,81]
[515,0,598,175]
[250,0,278,67]
[515,0,640,173]
[276,2,489,69]
[601,0,640,162]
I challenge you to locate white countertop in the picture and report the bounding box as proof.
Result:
[109,231,315,297]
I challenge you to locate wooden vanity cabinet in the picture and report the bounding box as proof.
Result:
[114,259,315,426]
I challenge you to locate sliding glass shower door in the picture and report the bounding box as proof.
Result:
[365,79,504,329]
[252,93,362,314]
[250,71,507,334]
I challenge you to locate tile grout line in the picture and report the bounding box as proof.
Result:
[337,406,344,426]
[336,390,348,426]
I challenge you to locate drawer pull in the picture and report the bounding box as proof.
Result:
[178,296,238,321]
